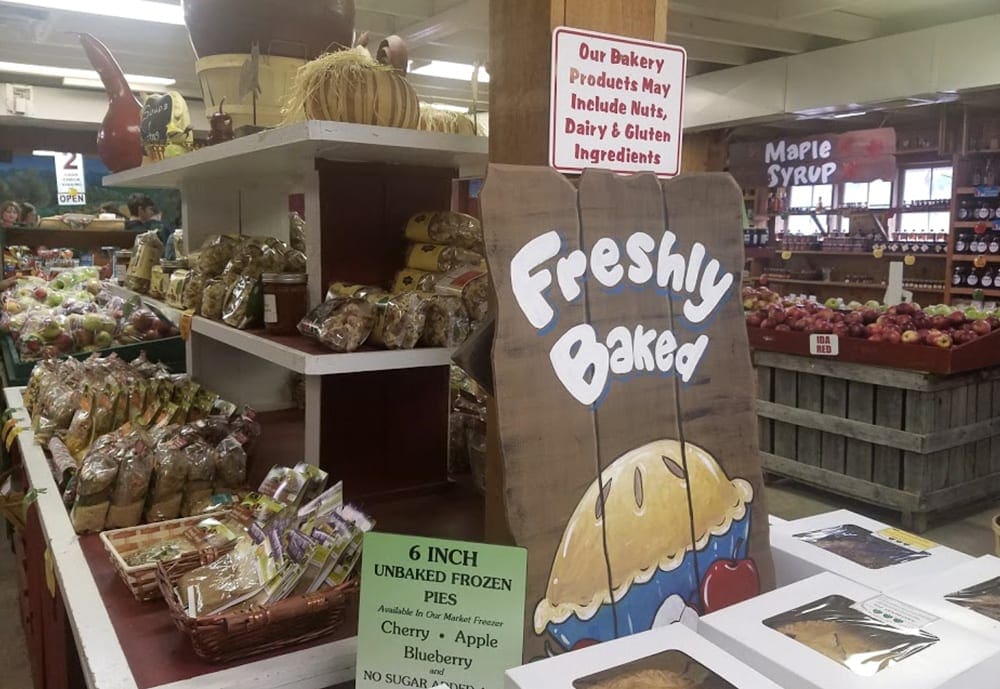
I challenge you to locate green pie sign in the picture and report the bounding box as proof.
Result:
[356,533,528,689]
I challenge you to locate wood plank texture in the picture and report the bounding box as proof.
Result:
[773,369,798,463]
[757,366,773,453]
[873,386,903,489]
[796,373,822,466]
[845,381,874,481]
[821,377,847,474]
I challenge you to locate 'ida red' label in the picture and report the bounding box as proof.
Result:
[809,334,840,356]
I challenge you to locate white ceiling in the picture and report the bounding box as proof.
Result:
[1,0,999,115]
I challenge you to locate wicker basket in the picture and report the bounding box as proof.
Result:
[100,513,235,602]
[155,556,356,663]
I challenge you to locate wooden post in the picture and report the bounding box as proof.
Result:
[486,0,670,542]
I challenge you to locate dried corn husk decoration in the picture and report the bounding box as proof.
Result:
[418,105,478,135]
[283,35,419,129]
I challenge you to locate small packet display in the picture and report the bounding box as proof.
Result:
[214,434,247,491]
[297,481,344,522]
[200,279,227,321]
[179,539,273,617]
[292,462,329,502]
[404,211,484,251]
[405,242,485,273]
[258,466,310,507]
[166,269,192,309]
[365,291,429,349]
[124,230,165,294]
[222,275,263,329]
[297,297,376,353]
[764,594,939,677]
[393,268,438,293]
[420,294,471,347]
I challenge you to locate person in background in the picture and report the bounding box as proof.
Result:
[19,202,38,228]
[0,200,20,228]
[152,205,177,259]
[125,193,157,230]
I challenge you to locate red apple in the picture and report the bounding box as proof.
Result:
[817,308,835,320]
[760,318,776,329]
[950,311,967,326]
[902,330,921,344]
[973,320,992,336]
[848,323,867,338]
[701,555,761,614]
[746,313,763,327]
[810,320,833,334]
[868,333,883,342]
[861,308,879,324]
[988,317,1000,331]
[32,287,47,301]
[775,324,791,332]
[896,303,915,316]
[832,323,849,338]
[884,328,902,344]
[931,315,950,330]
[845,312,863,325]
[934,333,953,349]
[767,305,786,324]
[792,318,809,331]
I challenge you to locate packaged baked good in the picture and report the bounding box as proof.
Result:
[793,523,931,570]
[432,267,489,322]
[182,270,206,313]
[284,249,307,274]
[405,242,484,273]
[105,430,154,528]
[172,229,185,259]
[222,275,263,329]
[297,297,376,353]
[145,433,190,522]
[420,294,470,347]
[71,437,121,533]
[193,235,238,277]
[404,211,484,251]
[366,291,429,349]
[124,230,165,293]
[214,435,247,490]
[166,268,192,309]
[178,539,271,617]
[393,268,439,293]
[201,278,227,321]
[64,393,96,461]
[181,440,218,516]
[326,282,386,300]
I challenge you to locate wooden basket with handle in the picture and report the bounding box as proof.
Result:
[100,513,235,602]
[155,556,356,663]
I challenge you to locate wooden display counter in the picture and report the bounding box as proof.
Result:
[4,387,484,689]
[755,351,1000,532]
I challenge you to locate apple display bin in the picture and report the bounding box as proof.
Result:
[1,334,185,387]
[754,348,1000,533]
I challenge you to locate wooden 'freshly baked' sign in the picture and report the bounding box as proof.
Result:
[728,127,896,188]
[481,165,774,660]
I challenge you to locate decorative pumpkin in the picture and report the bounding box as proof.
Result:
[284,35,419,130]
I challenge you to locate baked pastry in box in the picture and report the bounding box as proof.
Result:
[505,623,783,689]
[769,510,971,589]
[889,554,1000,644]
[701,572,1000,689]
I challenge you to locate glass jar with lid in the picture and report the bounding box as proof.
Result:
[262,273,308,336]
[114,249,132,285]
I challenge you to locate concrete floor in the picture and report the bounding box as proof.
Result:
[0,483,996,689]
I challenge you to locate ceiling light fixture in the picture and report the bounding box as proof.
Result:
[0,0,185,25]
[832,111,868,119]
[62,76,172,92]
[427,103,470,113]
[0,60,175,86]
[31,150,58,157]
[409,60,488,83]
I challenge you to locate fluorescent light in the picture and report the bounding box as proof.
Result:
[0,61,175,86]
[427,103,469,113]
[31,150,58,157]
[0,0,184,24]
[410,60,488,83]
[832,111,868,119]
[62,76,172,92]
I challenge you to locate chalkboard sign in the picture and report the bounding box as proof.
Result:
[481,166,775,661]
[140,93,173,147]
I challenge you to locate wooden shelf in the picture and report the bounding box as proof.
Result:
[103,121,489,189]
[895,148,941,155]
[954,187,999,195]
[951,287,1000,298]
[774,250,947,259]
[190,317,453,376]
[950,255,1000,264]
[954,221,988,228]
[763,278,944,293]
[1,227,136,250]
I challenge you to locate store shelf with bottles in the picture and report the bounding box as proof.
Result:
[104,124,488,496]
[772,249,947,259]
[762,277,944,293]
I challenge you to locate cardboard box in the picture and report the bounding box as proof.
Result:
[890,555,1000,643]
[770,510,971,589]
[505,623,784,689]
[701,572,1000,689]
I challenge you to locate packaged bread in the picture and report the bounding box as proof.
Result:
[404,211,483,251]
[406,243,484,273]
[326,282,387,300]
[193,235,238,277]
[393,269,438,293]
[366,291,429,349]
[182,270,206,313]
[222,275,263,329]
[145,433,190,522]
[124,230,164,293]
[105,430,154,529]
[181,439,218,516]
[214,434,247,491]
[432,268,488,322]
[166,268,192,309]
[71,437,121,533]
[201,278,227,320]
[289,212,307,253]
[297,297,376,353]
[420,294,471,347]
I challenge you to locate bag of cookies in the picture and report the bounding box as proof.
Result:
[365,291,429,349]
[297,297,376,353]
[404,211,484,251]
[420,294,471,347]
[406,243,484,273]
[105,430,155,528]
[222,275,263,329]
[432,268,489,322]
[392,268,438,293]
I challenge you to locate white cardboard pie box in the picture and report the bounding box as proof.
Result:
[769,509,972,589]
[700,572,1000,689]
[889,554,1000,644]
[504,623,784,688]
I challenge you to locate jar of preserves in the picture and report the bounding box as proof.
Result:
[262,272,308,336]
[966,268,982,288]
[955,232,971,254]
[114,249,132,285]
[958,199,972,220]
[975,232,990,254]
[982,267,996,289]
[953,264,967,287]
